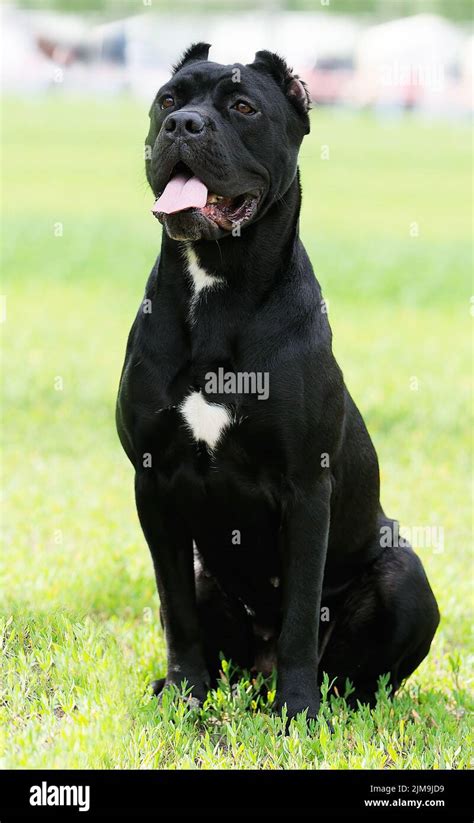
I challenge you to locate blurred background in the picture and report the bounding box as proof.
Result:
[2,0,473,114]
[2,0,472,768]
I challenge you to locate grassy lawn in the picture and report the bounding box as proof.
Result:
[1,98,472,769]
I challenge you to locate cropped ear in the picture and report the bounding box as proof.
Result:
[251,50,311,128]
[173,42,211,74]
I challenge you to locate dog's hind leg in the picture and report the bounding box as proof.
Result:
[194,555,255,685]
[150,554,254,696]
[319,541,440,708]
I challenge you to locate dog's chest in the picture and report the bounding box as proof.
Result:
[163,249,246,452]
[179,390,232,450]
[131,252,290,480]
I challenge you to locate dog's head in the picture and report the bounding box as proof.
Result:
[146,43,310,241]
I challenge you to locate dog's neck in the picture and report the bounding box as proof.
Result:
[158,173,303,295]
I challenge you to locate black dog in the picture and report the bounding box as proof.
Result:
[116,43,439,721]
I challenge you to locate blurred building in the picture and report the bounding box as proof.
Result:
[1,2,472,116]
[354,14,469,114]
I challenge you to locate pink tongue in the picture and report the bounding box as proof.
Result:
[152,173,208,215]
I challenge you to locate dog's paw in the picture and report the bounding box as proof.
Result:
[274,691,321,727]
[150,673,209,707]
[150,677,166,696]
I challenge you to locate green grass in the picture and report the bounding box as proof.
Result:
[1,98,472,769]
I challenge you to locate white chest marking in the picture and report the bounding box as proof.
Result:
[183,246,223,302]
[180,390,231,449]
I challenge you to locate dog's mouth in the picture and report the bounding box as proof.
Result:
[152,163,261,232]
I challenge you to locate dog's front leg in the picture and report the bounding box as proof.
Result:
[276,473,331,722]
[135,471,210,703]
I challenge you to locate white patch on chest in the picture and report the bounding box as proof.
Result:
[183,245,224,315]
[180,390,231,449]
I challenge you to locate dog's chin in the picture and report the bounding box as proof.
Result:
[156,192,262,242]
[161,211,227,242]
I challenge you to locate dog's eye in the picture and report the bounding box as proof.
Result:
[232,100,256,115]
[160,95,175,110]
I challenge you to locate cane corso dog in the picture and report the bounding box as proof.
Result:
[116,43,439,721]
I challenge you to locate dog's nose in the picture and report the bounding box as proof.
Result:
[164,110,205,137]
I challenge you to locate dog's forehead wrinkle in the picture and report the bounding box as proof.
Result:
[172,62,233,88]
[171,63,262,97]
[177,59,243,75]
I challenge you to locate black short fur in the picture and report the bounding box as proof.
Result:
[116,44,439,721]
